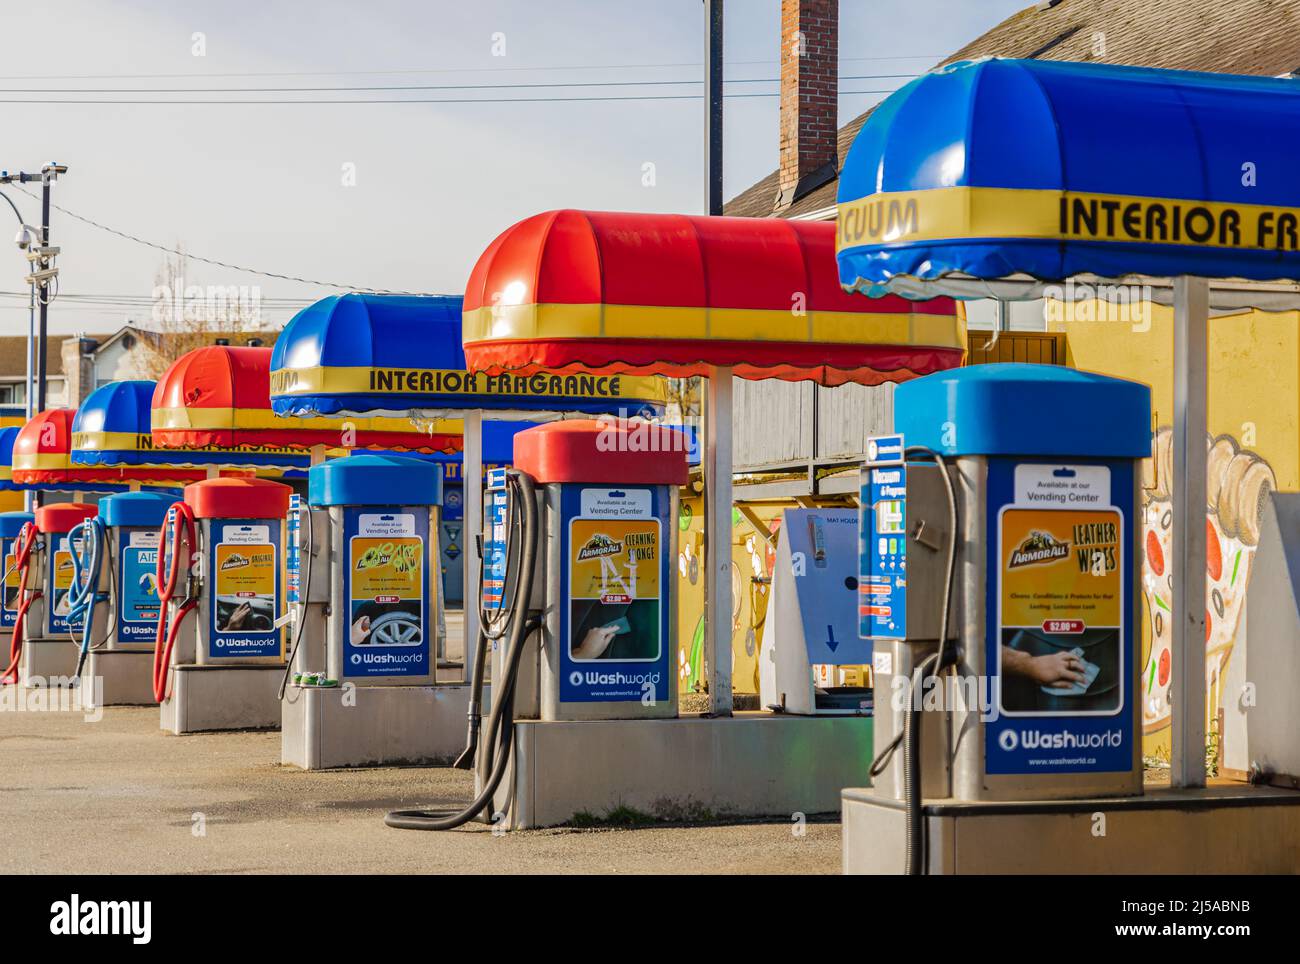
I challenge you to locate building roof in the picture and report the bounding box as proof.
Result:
[725,0,1300,219]
[0,334,109,380]
[98,323,278,353]
[0,325,278,380]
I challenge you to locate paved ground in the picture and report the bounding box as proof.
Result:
[0,703,840,874]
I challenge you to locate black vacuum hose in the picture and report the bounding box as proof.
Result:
[903,652,939,874]
[385,470,540,832]
[453,480,525,770]
[279,504,315,701]
[899,448,959,875]
[452,625,489,770]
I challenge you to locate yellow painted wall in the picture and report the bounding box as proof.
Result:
[675,495,780,697]
[1051,301,1298,762]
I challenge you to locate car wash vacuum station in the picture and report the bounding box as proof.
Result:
[0,511,35,646]
[79,491,177,707]
[155,477,291,734]
[281,453,473,769]
[386,420,872,832]
[16,503,101,687]
[2,510,42,685]
[842,364,1300,874]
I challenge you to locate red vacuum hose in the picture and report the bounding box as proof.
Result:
[152,501,198,703]
[2,523,42,686]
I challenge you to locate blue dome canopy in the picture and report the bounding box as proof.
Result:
[270,293,666,420]
[71,381,167,468]
[0,426,20,491]
[73,379,309,472]
[837,59,1300,298]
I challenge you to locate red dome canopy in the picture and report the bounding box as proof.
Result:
[12,409,202,486]
[151,345,461,452]
[462,210,965,386]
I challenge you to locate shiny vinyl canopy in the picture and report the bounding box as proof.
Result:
[0,427,20,491]
[270,292,668,420]
[461,209,965,386]
[153,344,461,460]
[12,409,129,492]
[836,58,1300,308]
[71,381,208,484]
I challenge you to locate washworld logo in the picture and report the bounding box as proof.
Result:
[997,727,1124,752]
[353,651,423,665]
[50,894,151,944]
[571,669,661,688]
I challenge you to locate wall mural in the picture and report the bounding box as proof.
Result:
[675,499,776,697]
[1140,427,1276,755]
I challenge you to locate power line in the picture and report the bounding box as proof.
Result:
[0,73,916,93]
[0,291,312,303]
[0,55,941,82]
[8,186,434,294]
[0,89,898,106]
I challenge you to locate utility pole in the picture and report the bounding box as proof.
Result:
[0,162,66,417]
[701,0,733,716]
[704,0,724,216]
[1,163,65,510]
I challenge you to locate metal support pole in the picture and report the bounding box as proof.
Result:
[704,0,724,216]
[1171,276,1208,789]
[24,281,34,513]
[25,285,34,417]
[462,410,483,685]
[704,367,733,716]
[36,176,50,414]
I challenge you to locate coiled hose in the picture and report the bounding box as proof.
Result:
[152,501,198,703]
[385,469,539,831]
[454,473,526,770]
[866,449,959,875]
[67,516,110,681]
[279,502,314,700]
[1,523,41,685]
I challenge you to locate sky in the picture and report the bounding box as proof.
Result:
[0,0,1028,336]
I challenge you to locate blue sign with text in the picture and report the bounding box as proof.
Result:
[559,484,671,704]
[117,528,162,642]
[341,506,430,679]
[860,434,907,640]
[983,457,1135,775]
[208,519,282,659]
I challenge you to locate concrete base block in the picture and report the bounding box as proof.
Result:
[500,713,873,830]
[19,639,80,686]
[81,649,156,707]
[281,683,473,769]
[160,664,284,734]
[841,784,1300,874]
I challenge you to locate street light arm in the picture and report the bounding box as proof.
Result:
[0,188,23,226]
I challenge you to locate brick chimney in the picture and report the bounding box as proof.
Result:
[777,0,839,209]
[60,335,96,406]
